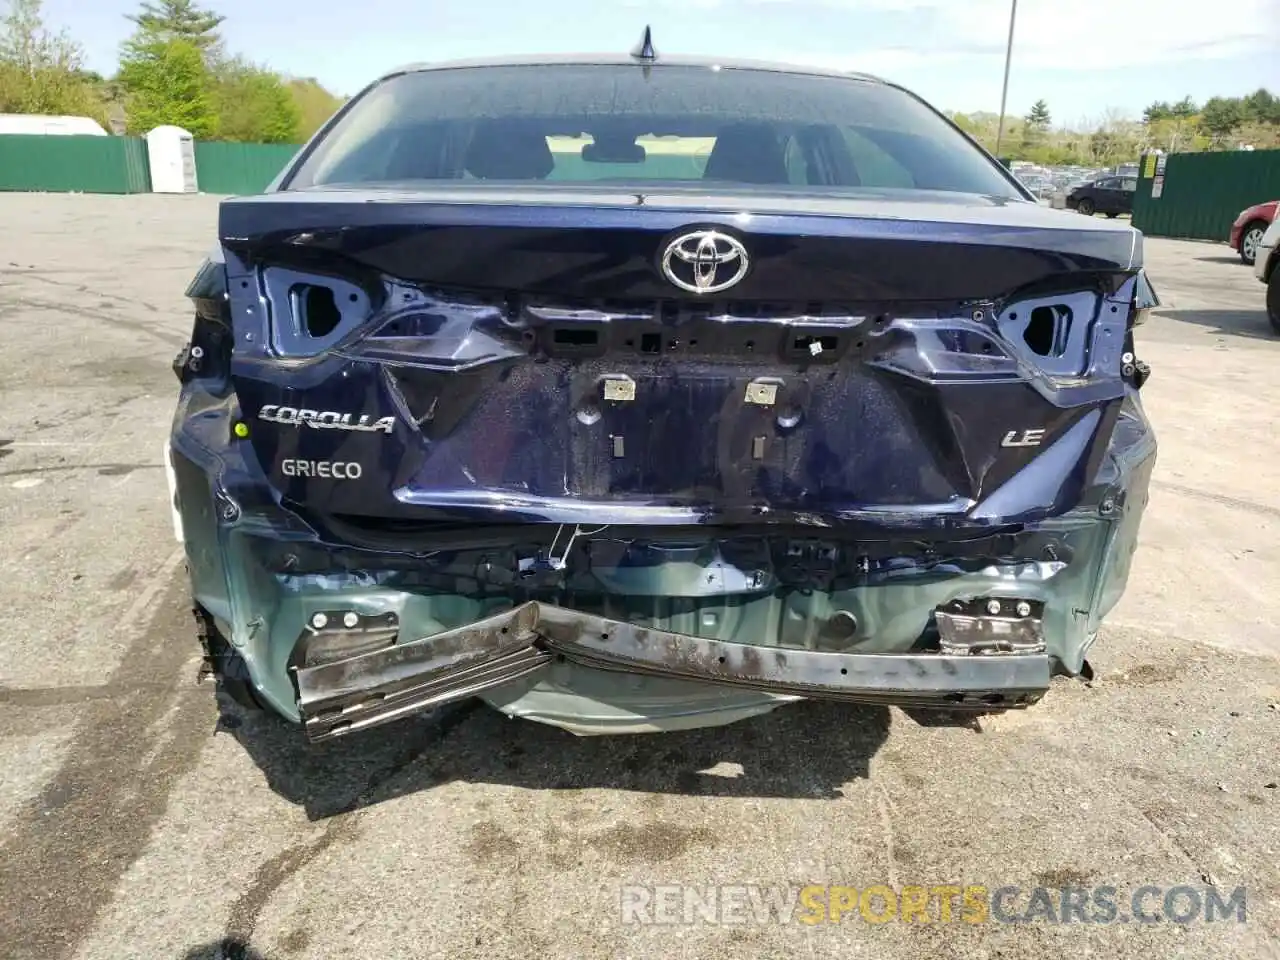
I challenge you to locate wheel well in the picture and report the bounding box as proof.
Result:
[194,605,266,711]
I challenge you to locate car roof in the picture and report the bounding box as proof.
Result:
[381,53,885,86]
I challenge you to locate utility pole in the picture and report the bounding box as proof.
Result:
[994,0,1018,158]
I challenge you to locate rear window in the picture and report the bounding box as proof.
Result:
[286,63,1022,199]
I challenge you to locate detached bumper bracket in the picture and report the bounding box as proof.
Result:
[294,601,1052,741]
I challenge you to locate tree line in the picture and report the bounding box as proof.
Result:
[0,0,345,143]
[4,0,1278,156]
[950,90,1280,167]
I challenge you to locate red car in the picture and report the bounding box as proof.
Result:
[1231,200,1278,266]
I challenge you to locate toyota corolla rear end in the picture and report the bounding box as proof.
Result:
[168,54,1157,741]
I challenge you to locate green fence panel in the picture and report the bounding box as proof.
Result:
[0,135,151,193]
[194,141,301,195]
[1133,149,1280,242]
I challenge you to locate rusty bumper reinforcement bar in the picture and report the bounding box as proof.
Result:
[294,602,1053,740]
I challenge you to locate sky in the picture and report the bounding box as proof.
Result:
[41,0,1280,124]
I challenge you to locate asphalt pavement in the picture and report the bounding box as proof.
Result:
[1,193,1278,960]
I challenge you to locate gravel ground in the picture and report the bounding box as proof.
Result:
[1,193,1278,960]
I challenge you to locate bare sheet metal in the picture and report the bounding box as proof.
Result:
[295,601,1051,740]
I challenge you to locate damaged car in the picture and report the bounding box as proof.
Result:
[167,38,1158,742]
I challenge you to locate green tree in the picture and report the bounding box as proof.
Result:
[1235,121,1280,149]
[1146,113,1200,153]
[1143,97,1197,125]
[1142,101,1171,124]
[1021,99,1051,149]
[287,76,345,140]
[1242,88,1279,125]
[213,58,299,142]
[117,37,216,136]
[1026,99,1051,129]
[126,0,222,48]
[0,0,104,120]
[1199,97,1246,139]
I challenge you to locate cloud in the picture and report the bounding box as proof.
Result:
[935,0,1278,67]
[636,0,1280,71]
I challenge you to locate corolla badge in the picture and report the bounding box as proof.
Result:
[661,230,750,294]
[258,405,395,434]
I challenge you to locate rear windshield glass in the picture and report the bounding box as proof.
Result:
[286,64,1022,199]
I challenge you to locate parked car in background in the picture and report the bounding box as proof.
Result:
[1254,217,1280,333]
[1066,176,1137,217]
[1018,176,1055,200]
[1230,200,1278,266]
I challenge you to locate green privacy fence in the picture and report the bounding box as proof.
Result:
[0,135,151,193]
[1133,149,1280,241]
[192,141,301,195]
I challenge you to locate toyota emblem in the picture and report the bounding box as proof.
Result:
[661,229,750,294]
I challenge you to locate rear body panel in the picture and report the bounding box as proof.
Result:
[171,184,1155,738]
[215,188,1137,525]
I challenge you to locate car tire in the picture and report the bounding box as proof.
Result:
[1267,267,1280,335]
[1240,221,1266,266]
[1077,198,1095,216]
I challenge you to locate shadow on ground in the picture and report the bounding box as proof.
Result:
[180,939,271,960]
[1154,308,1276,340]
[219,694,895,820]
[1193,254,1247,266]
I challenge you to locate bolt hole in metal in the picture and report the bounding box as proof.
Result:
[822,610,860,642]
[776,407,802,430]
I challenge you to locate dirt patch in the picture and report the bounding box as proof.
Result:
[278,928,311,955]
[105,568,139,591]
[588,820,718,864]
[1035,866,1096,887]
[1109,663,1182,686]
[465,821,520,866]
